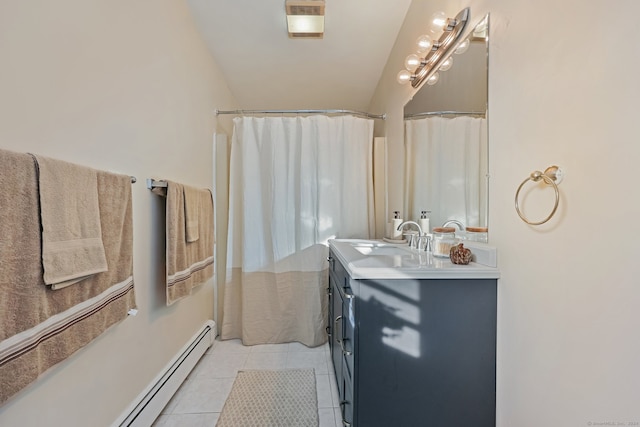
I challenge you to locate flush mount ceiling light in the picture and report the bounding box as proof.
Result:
[397,7,470,88]
[286,0,325,39]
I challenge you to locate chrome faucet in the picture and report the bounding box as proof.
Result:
[442,219,465,231]
[397,220,423,235]
[397,221,425,249]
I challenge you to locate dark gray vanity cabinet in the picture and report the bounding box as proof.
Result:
[327,249,497,427]
[327,251,355,425]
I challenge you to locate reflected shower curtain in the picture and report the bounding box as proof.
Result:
[405,116,487,229]
[221,115,374,347]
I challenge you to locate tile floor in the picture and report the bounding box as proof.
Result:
[152,337,342,427]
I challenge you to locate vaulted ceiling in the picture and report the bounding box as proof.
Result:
[187,0,412,111]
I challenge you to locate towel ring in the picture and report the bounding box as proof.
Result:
[515,166,564,225]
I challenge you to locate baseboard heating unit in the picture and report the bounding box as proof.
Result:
[112,320,216,427]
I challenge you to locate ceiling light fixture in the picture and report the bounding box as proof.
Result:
[286,0,325,39]
[397,7,470,88]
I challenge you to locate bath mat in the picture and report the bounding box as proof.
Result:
[216,369,318,427]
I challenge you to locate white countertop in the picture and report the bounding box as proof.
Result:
[329,239,500,280]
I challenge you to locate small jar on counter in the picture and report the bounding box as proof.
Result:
[465,227,488,243]
[432,227,459,257]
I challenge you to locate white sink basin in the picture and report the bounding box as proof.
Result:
[351,242,411,256]
[329,239,499,280]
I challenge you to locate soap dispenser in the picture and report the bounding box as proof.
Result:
[418,210,430,234]
[391,211,403,240]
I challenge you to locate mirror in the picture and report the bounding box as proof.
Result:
[403,14,489,238]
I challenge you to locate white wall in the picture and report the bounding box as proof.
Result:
[0,0,237,425]
[372,0,640,425]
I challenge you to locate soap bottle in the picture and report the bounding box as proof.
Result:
[418,210,430,235]
[391,211,403,240]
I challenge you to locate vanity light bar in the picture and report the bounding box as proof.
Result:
[397,8,471,88]
[411,8,470,88]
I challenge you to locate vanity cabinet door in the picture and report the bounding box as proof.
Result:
[330,272,343,382]
[327,259,334,364]
[355,278,497,427]
[341,361,354,427]
[329,251,356,427]
[328,251,345,400]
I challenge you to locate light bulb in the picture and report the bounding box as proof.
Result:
[397,69,413,85]
[454,38,470,55]
[426,72,440,85]
[416,35,433,53]
[404,54,422,71]
[439,57,453,71]
[429,11,448,33]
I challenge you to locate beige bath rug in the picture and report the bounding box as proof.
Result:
[216,369,318,427]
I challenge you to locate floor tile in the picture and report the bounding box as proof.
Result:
[287,351,329,374]
[329,373,340,407]
[209,338,252,354]
[334,407,345,427]
[288,341,328,353]
[152,413,219,427]
[172,377,235,414]
[243,350,288,370]
[318,407,338,427]
[315,374,334,408]
[190,352,249,379]
[249,343,289,353]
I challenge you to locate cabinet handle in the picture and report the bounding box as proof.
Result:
[325,325,331,337]
[340,337,353,356]
[339,401,352,427]
[334,315,343,346]
[335,315,352,356]
[327,256,335,269]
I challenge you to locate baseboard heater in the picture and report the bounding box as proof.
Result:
[112,320,216,427]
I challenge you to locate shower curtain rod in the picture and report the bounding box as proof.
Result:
[404,110,486,119]
[215,109,386,120]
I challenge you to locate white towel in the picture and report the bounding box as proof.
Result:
[32,154,108,289]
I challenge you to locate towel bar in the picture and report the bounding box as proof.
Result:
[146,178,168,189]
[515,165,564,225]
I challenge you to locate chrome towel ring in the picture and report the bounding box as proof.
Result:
[515,165,564,225]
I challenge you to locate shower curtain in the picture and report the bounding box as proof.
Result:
[404,116,487,230]
[221,115,374,347]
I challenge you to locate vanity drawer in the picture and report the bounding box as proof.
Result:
[328,249,347,284]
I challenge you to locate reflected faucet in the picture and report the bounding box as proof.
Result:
[442,219,465,231]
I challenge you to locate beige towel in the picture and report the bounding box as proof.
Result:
[0,148,136,404]
[161,181,214,305]
[183,185,201,243]
[32,154,108,289]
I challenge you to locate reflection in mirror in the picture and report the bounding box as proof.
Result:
[404,15,489,239]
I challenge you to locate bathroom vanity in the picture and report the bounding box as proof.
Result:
[327,239,499,427]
